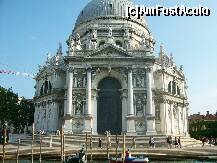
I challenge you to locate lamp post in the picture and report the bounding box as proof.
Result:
[2,124,7,163]
[31,123,35,163]
[16,138,20,163]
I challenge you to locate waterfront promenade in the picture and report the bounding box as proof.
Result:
[1,145,217,160]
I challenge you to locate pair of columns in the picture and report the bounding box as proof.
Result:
[64,68,92,133]
[127,68,156,135]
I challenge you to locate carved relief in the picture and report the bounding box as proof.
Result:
[173,106,178,119]
[180,109,183,120]
[155,103,160,121]
[135,120,145,132]
[133,69,146,88]
[72,92,86,115]
[168,108,171,119]
[134,93,146,116]
[72,119,84,129]
[73,69,87,88]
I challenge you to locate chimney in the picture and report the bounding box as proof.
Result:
[206,111,209,116]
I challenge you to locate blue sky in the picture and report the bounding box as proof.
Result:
[0,0,216,115]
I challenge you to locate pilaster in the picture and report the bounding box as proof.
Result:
[145,67,157,135]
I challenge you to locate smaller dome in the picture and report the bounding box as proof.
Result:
[75,0,147,28]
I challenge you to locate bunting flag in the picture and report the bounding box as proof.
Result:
[0,69,35,78]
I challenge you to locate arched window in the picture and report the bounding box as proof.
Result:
[99,41,105,47]
[40,85,44,96]
[172,81,176,95]
[49,81,52,93]
[44,80,49,94]
[177,86,180,96]
[168,81,172,93]
[115,40,122,47]
[108,4,113,15]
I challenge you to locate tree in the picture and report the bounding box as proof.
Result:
[0,86,18,128]
[0,86,34,133]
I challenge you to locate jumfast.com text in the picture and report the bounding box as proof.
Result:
[126,5,211,19]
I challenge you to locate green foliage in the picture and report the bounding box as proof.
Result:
[189,120,217,139]
[0,86,34,132]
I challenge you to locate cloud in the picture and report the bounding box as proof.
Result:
[28,35,38,40]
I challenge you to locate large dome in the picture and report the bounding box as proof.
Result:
[75,0,147,28]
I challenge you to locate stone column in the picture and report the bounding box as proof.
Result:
[64,68,73,133]
[128,69,134,115]
[178,106,181,134]
[126,68,136,135]
[145,67,157,135]
[170,104,174,134]
[66,69,73,117]
[83,68,92,133]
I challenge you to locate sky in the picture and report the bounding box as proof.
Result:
[0,0,216,115]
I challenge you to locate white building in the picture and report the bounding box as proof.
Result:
[34,0,189,135]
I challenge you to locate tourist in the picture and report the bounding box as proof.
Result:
[108,136,111,148]
[149,136,155,148]
[178,137,182,148]
[167,136,172,149]
[56,130,60,135]
[125,148,131,159]
[174,137,178,148]
[116,137,120,149]
[132,136,136,149]
[98,138,102,149]
[202,137,206,147]
[209,136,215,147]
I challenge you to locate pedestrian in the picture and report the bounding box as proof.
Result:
[178,137,182,148]
[202,137,206,147]
[116,137,120,150]
[174,137,178,148]
[132,136,136,149]
[98,138,102,149]
[149,136,155,148]
[167,136,172,149]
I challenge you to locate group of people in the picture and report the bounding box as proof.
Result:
[166,136,182,148]
[201,136,216,147]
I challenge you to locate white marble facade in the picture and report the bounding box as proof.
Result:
[34,0,189,135]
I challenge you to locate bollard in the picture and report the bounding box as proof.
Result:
[85,132,88,161]
[106,131,109,159]
[31,123,35,163]
[16,138,20,163]
[122,132,126,162]
[2,127,6,163]
[90,134,93,162]
[49,135,53,148]
[60,125,64,163]
[39,133,42,163]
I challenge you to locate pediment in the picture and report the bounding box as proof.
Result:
[89,44,132,58]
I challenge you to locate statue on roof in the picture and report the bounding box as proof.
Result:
[108,26,113,37]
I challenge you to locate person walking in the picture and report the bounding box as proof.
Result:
[149,136,155,148]
[132,136,136,149]
[174,137,178,148]
[202,137,206,147]
[167,136,172,149]
[98,138,102,149]
[178,137,182,148]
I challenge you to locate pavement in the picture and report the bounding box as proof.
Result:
[0,143,217,161]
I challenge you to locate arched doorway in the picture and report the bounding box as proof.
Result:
[97,77,122,135]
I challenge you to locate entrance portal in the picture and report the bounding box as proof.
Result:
[97,77,122,135]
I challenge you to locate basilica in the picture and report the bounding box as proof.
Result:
[34,0,189,135]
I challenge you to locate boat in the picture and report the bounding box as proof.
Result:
[64,147,87,163]
[110,157,149,163]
